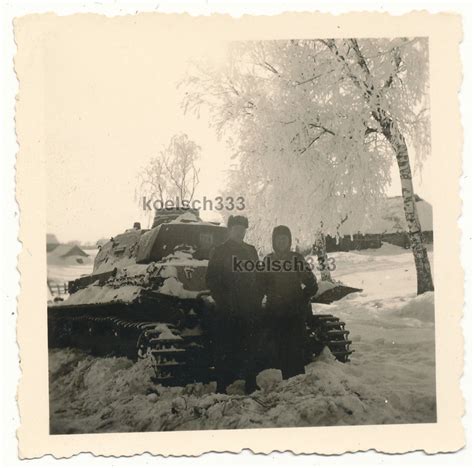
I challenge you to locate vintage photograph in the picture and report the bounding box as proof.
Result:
[45,33,436,434]
[14,11,464,457]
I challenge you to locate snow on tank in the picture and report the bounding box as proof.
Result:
[61,209,228,306]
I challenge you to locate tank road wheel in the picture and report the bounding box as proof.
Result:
[307,314,353,363]
[137,330,153,360]
[61,319,74,347]
[49,317,73,348]
[305,325,325,361]
[181,335,213,384]
[136,326,189,386]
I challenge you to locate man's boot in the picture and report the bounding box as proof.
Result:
[244,374,259,394]
[216,381,228,394]
[215,370,232,394]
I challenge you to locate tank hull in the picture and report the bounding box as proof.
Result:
[48,298,353,386]
[48,293,215,385]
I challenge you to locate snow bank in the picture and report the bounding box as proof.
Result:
[392,292,435,323]
[49,288,436,433]
[49,338,436,434]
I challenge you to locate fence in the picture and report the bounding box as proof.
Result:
[47,279,69,298]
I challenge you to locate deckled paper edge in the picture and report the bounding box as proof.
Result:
[14,10,464,458]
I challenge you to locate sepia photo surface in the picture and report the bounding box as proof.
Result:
[16,11,464,457]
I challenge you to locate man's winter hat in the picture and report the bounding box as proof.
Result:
[272,225,292,250]
[227,215,249,229]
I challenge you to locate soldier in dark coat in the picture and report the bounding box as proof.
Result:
[206,215,263,394]
[262,225,318,380]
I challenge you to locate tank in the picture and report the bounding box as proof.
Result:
[48,209,355,386]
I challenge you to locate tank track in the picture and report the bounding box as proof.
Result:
[50,313,212,386]
[136,323,212,386]
[307,314,353,362]
[50,311,352,386]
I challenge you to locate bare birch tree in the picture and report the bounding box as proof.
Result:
[138,133,201,207]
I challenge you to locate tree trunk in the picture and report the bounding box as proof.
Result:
[381,119,434,294]
[314,230,333,282]
[322,39,433,293]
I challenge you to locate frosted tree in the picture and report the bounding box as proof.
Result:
[184,38,433,294]
[138,133,201,205]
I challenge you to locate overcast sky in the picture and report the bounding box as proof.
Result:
[44,22,432,244]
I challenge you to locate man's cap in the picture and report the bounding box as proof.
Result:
[227,215,249,228]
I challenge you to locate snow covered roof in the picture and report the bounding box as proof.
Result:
[48,244,89,258]
[338,196,433,236]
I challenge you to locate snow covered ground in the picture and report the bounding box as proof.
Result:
[47,248,98,299]
[47,248,97,277]
[48,243,436,433]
